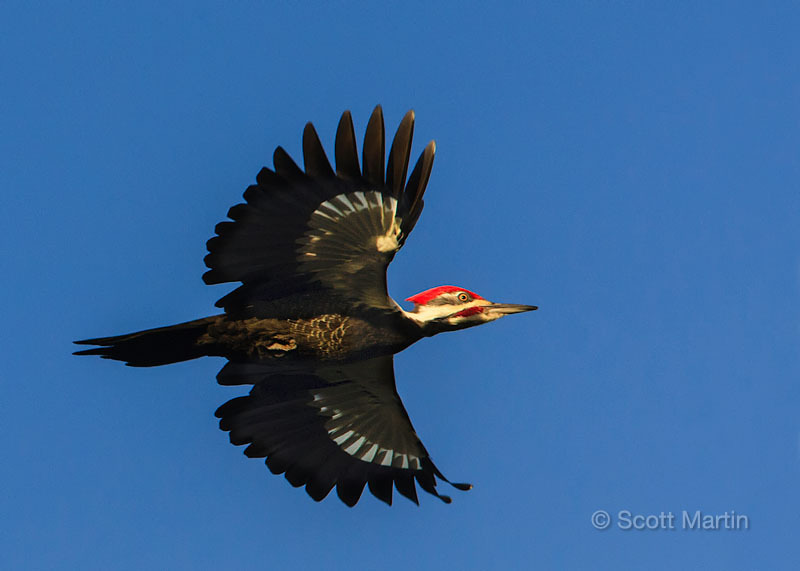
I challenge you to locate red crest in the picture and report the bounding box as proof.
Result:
[405,285,484,305]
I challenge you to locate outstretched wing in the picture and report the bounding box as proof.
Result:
[204,106,435,314]
[215,356,471,506]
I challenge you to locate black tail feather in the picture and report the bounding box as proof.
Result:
[74,316,220,367]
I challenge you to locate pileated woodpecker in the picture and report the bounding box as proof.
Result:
[75,107,536,506]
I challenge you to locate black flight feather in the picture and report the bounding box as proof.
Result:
[362,105,385,187]
[403,140,435,237]
[273,146,305,179]
[302,122,335,178]
[334,110,361,180]
[386,110,415,199]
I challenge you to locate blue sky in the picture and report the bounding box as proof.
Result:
[3,2,799,569]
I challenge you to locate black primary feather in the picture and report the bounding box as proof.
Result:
[302,122,335,178]
[386,110,415,199]
[362,105,385,186]
[334,111,361,180]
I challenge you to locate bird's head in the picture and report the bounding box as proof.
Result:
[404,285,537,335]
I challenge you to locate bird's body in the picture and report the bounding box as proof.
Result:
[195,308,419,363]
[75,107,536,506]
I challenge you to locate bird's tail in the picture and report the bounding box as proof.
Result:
[73,316,221,367]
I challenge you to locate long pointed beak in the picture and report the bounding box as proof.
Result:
[485,302,538,316]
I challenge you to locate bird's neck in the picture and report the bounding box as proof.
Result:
[400,309,459,338]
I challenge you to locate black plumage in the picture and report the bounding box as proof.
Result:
[213,356,463,505]
[334,111,361,180]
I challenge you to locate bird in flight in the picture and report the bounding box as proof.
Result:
[75,106,537,506]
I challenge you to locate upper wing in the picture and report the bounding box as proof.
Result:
[215,356,471,506]
[203,106,435,313]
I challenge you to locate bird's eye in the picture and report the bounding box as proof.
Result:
[457,292,470,302]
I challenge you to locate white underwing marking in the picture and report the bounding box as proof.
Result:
[333,430,354,445]
[297,191,404,294]
[338,194,355,212]
[301,191,401,253]
[314,210,335,221]
[376,233,399,252]
[352,191,368,209]
[322,202,345,217]
[360,443,379,462]
[379,448,393,466]
[344,436,366,456]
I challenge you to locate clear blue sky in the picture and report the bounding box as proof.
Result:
[3,2,799,569]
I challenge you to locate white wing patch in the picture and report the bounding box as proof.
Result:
[298,191,403,268]
[320,403,421,469]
